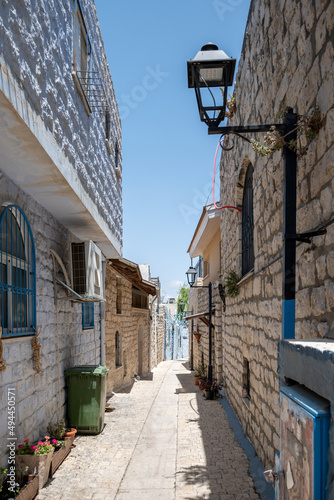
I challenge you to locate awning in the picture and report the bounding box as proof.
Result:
[109,258,157,296]
[184,309,215,329]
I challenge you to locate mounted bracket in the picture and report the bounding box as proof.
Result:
[286,229,327,244]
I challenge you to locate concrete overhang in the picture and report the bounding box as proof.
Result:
[0,63,122,259]
[187,203,221,258]
[278,339,334,403]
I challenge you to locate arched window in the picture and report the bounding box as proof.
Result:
[115,331,122,368]
[242,164,254,276]
[0,205,36,337]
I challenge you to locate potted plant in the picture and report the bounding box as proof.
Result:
[16,437,54,491]
[0,466,39,500]
[193,331,201,341]
[62,427,77,447]
[202,378,220,400]
[194,364,205,385]
[47,421,71,477]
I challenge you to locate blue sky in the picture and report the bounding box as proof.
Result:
[94,0,251,300]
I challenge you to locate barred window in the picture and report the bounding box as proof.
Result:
[0,205,36,337]
[242,164,254,276]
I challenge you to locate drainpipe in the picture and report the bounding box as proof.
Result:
[100,260,106,365]
[190,308,194,370]
[155,301,158,367]
[150,295,157,368]
[282,110,297,339]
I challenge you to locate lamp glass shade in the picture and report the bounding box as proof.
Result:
[187,43,236,89]
[186,266,197,286]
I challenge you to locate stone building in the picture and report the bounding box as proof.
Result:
[104,259,158,395]
[215,0,334,491]
[0,0,121,465]
[186,204,223,380]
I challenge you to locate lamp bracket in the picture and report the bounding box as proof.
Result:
[285,229,327,244]
[208,123,285,136]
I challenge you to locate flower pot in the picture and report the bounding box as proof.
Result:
[194,376,199,385]
[49,437,72,477]
[62,428,77,446]
[193,333,201,340]
[14,475,39,500]
[205,390,214,400]
[16,449,54,491]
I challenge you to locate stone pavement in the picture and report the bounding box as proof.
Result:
[38,360,262,500]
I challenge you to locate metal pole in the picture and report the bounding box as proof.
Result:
[208,282,213,381]
[190,308,194,370]
[282,109,298,339]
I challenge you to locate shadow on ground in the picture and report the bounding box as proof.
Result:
[176,361,274,500]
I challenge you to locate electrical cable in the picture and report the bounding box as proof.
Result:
[212,137,242,212]
[198,71,217,120]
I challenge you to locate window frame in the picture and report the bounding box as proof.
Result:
[241,164,255,277]
[0,205,36,338]
[82,302,94,330]
[73,0,91,73]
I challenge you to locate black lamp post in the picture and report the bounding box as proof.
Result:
[186,264,213,382]
[187,44,326,340]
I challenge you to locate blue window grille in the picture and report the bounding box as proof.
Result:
[0,205,36,337]
[82,302,94,329]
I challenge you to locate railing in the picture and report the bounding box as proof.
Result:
[76,69,109,111]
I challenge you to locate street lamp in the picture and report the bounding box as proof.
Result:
[186,264,213,382]
[187,42,236,128]
[187,44,326,340]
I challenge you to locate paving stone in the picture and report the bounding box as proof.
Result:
[38,360,260,499]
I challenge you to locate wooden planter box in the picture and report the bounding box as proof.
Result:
[16,449,53,491]
[14,475,38,500]
[49,437,71,477]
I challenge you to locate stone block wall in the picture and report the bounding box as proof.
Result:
[0,0,122,242]
[105,264,151,395]
[150,303,166,367]
[219,0,334,468]
[0,173,101,466]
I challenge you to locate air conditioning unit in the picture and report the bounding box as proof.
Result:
[71,241,104,301]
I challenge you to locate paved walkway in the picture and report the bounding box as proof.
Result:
[38,360,261,500]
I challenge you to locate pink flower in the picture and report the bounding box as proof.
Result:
[52,439,57,444]
[18,444,23,449]
[30,445,38,450]
[38,441,43,445]
[44,436,50,440]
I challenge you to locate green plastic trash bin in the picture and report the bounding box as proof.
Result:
[65,365,109,435]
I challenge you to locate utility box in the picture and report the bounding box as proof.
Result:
[279,385,330,500]
[65,365,109,435]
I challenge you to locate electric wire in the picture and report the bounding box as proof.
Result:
[212,138,242,212]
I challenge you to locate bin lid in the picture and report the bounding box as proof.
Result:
[65,365,109,376]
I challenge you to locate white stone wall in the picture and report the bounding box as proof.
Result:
[220,0,334,467]
[0,0,122,242]
[0,173,101,465]
[219,0,334,468]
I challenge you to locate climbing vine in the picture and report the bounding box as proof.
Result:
[32,325,43,374]
[225,270,240,298]
[250,103,321,158]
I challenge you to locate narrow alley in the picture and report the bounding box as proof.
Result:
[38,361,264,500]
